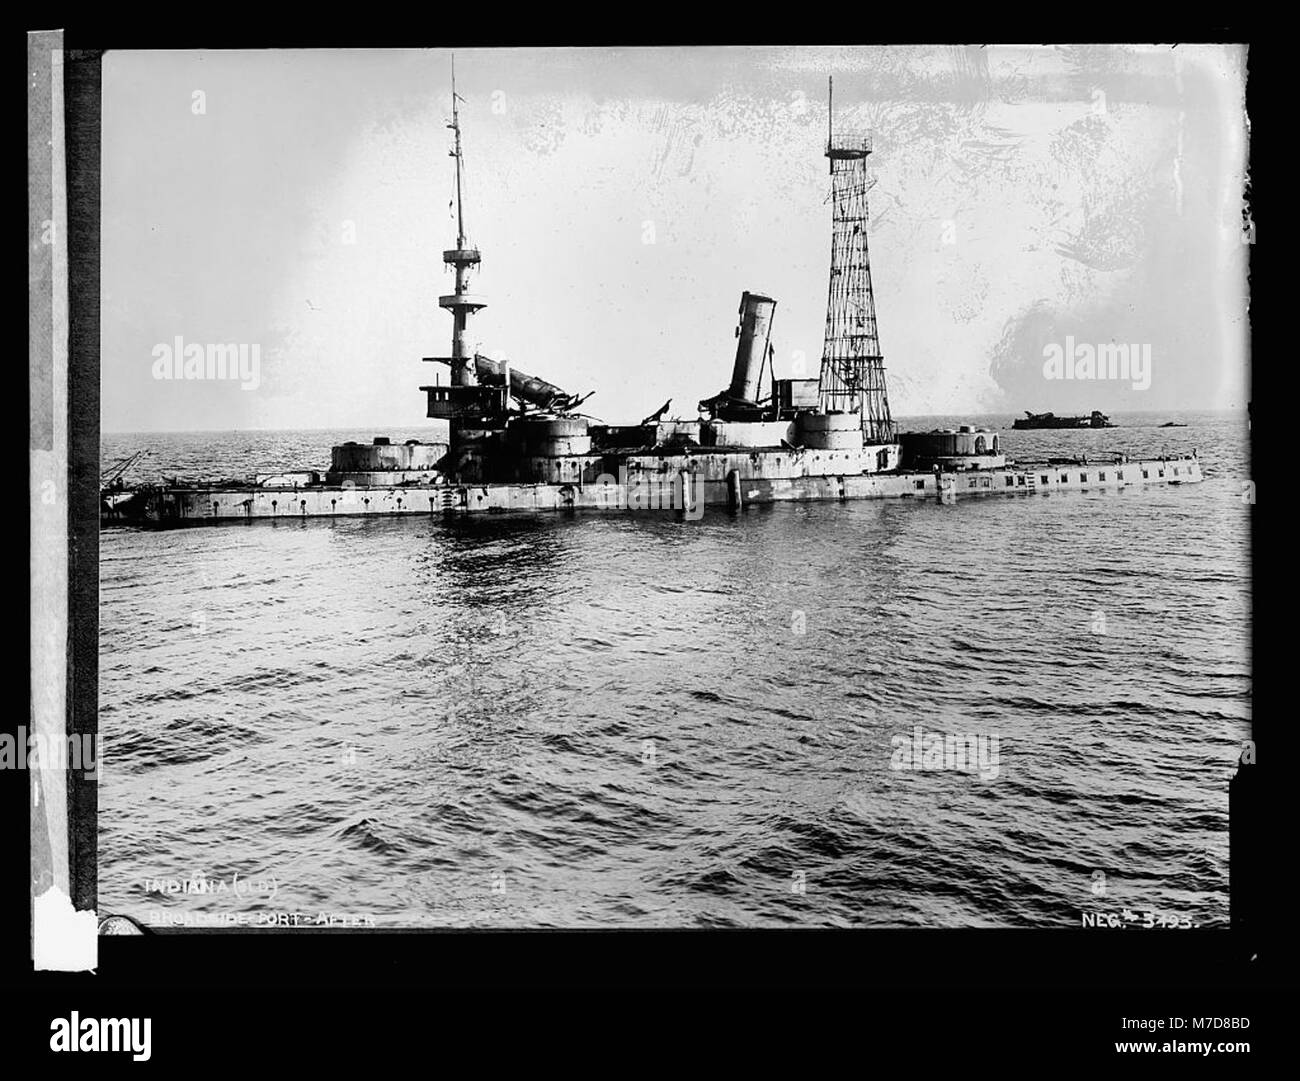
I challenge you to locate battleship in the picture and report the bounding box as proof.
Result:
[101,73,1202,527]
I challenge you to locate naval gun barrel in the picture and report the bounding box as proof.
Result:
[473,353,586,412]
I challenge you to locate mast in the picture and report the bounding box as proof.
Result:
[439,55,486,388]
[817,75,895,443]
[451,56,465,248]
[827,75,833,168]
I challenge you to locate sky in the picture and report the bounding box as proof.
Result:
[101,45,1250,433]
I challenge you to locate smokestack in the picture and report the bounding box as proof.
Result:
[728,291,777,404]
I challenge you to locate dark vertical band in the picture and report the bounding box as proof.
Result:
[65,47,101,916]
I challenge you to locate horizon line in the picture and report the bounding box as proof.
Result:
[101,405,1248,437]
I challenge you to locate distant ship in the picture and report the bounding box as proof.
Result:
[1012,410,1115,430]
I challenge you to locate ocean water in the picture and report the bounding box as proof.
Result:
[98,411,1251,928]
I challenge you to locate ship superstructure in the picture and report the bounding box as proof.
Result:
[103,70,1202,526]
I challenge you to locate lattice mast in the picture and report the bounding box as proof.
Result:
[440,56,486,388]
[818,76,895,443]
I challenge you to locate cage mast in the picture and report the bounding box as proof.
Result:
[818,76,895,443]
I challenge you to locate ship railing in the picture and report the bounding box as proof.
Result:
[827,132,873,158]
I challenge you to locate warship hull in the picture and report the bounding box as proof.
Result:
[112,452,1203,526]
